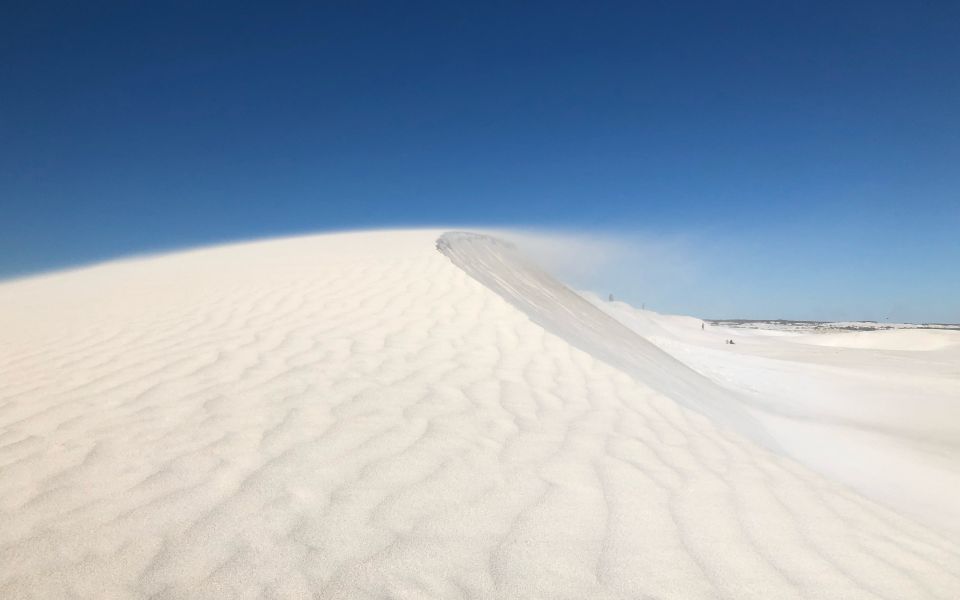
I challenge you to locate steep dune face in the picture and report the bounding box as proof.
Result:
[0,230,958,599]
[436,232,777,451]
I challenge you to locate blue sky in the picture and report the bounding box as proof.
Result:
[3,2,958,321]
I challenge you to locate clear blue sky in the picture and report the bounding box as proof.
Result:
[3,2,958,321]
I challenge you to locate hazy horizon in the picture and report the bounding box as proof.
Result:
[2,226,955,325]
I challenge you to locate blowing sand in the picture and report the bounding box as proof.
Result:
[1,230,958,599]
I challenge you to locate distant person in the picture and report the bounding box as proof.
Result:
[609,293,614,302]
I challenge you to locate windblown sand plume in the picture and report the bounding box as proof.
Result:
[0,230,958,598]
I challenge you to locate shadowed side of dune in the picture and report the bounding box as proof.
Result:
[436,231,779,452]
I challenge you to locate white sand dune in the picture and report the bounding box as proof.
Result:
[797,328,960,351]
[1,230,958,599]
[591,295,960,542]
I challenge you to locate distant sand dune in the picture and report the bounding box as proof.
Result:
[798,328,960,351]
[0,230,957,599]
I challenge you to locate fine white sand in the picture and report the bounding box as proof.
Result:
[591,294,960,542]
[1,230,958,599]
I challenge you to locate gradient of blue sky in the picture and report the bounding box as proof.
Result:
[3,2,958,321]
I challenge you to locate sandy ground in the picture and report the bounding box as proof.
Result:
[591,296,960,541]
[1,230,958,599]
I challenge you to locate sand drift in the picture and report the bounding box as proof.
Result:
[0,230,958,599]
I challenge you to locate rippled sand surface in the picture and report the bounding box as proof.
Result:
[1,230,957,599]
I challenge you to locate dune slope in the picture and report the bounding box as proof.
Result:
[0,230,958,599]
[589,294,960,541]
[436,232,776,450]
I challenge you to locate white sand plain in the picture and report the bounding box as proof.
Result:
[0,229,958,599]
